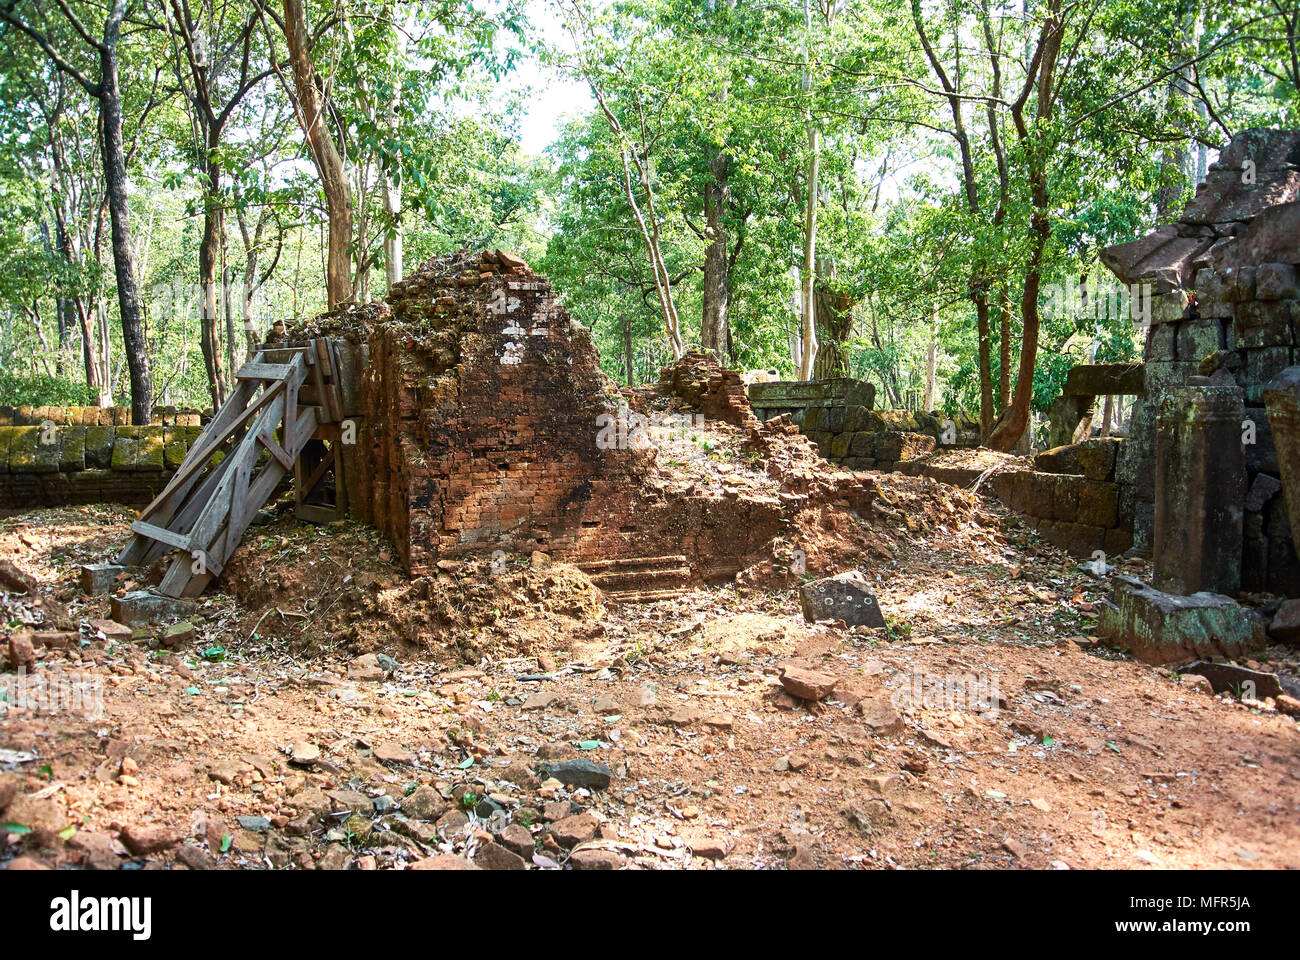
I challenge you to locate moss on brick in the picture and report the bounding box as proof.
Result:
[59,427,86,471]
[84,426,115,468]
[111,434,137,470]
[9,426,61,473]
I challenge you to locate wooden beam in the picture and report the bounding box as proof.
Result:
[236,361,295,381]
[128,520,192,552]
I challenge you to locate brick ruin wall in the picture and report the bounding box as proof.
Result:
[343,251,790,584]
[1102,128,1300,596]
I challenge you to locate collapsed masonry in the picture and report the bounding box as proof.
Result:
[299,250,888,599]
[1093,128,1300,663]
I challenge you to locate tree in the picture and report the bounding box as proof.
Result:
[161,0,271,406]
[1,0,156,422]
[256,0,354,309]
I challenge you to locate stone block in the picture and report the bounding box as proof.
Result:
[1256,262,1297,300]
[1076,480,1119,528]
[83,426,115,468]
[1150,290,1191,325]
[1176,317,1227,361]
[1097,581,1265,665]
[1050,474,1082,521]
[1144,360,1198,399]
[1244,347,1294,403]
[109,590,198,627]
[798,571,886,627]
[1145,322,1176,361]
[1234,301,1293,350]
[80,563,128,596]
[1193,268,1234,318]
[1154,385,1246,595]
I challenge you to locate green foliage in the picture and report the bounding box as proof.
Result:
[0,371,94,407]
[0,0,1291,429]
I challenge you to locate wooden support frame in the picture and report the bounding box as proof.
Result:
[118,337,349,598]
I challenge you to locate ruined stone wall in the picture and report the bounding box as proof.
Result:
[354,251,786,584]
[747,379,979,471]
[895,439,1133,558]
[996,439,1132,557]
[0,423,203,508]
[0,404,204,427]
[1102,128,1300,595]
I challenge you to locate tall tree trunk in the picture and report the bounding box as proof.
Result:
[38,218,70,377]
[997,286,1012,412]
[985,0,1064,453]
[799,123,820,380]
[701,150,730,361]
[383,26,405,289]
[923,305,938,412]
[281,0,353,308]
[99,5,152,424]
[224,240,237,388]
[974,294,994,436]
[622,313,635,386]
[199,149,228,408]
[242,236,261,356]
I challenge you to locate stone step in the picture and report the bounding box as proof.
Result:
[575,554,688,573]
[577,555,693,603]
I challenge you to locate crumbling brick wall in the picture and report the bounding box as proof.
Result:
[353,251,787,583]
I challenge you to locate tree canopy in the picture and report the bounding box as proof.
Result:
[0,0,1291,443]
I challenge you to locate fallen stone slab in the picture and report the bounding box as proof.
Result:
[1177,661,1285,700]
[537,757,612,791]
[409,854,480,870]
[550,812,599,848]
[119,824,182,856]
[160,620,196,648]
[31,630,77,650]
[472,841,527,871]
[109,590,197,627]
[86,619,133,641]
[798,570,885,628]
[779,665,837,701]
[569,847,625,870]
[1097,581,1265,665]
[79,563,128,596]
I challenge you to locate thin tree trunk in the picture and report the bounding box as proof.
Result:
[281,0,353,308]
[997,286,1012,412]
[199,150,228,408]
[799,122,820,380]
[99,5,152,423]
[622,313,635,386]
[701,149,730,361]
[383,27,405,289]
[923,306,938,412]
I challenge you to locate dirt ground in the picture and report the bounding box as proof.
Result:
[1,491,1299,871]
